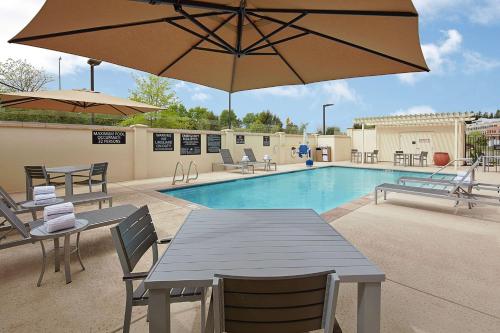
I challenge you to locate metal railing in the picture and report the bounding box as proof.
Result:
[172,162,185,185]
[186,161,199,183]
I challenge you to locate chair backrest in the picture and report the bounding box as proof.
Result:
[373,150,379,155]
[243,148,257,162]
[212,270,340,333]
[91,162,108,177]
[421,151,428,157]
[351,149,358,153]
[24,166,47,180]
[395,150,403,154]
[220,149,235,165]
[0,200,30,239]
[0,186,18,209]
[110,205,158,275]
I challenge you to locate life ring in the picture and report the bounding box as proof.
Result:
[291,146,297,158]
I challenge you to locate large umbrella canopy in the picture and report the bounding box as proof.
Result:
[0,89,159,116]
[10,0,429,93]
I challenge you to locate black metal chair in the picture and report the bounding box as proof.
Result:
[24,166,65,200]
[413,151,428,167]
[110,206,206,333]
[72,162,108,193]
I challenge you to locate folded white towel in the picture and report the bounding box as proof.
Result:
[33,186,56,196]
[44,202,74,221]
[34,193,57,205]
[45,213,76,233]
[453,171,472,183]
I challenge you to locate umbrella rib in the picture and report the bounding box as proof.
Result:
[246,32,309,54]
[109,104,128,116]
[166,20,231,54]
[124,105,147,114]
[8,12,225,44]
[0,97,42,108]
[248,12,429,72]
[158,13,236,76]
[193,47,232,54]
[245,14,306,85]
[242,13,306,54]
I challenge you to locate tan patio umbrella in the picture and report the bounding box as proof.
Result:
[9,0,429,93]
[0,89,159,116]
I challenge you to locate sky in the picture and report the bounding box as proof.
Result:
[0,0,499,131]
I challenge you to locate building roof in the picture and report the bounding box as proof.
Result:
[354,112,475,127]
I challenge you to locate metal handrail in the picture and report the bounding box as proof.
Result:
[429,157,475,178]
[172,161,185,185]
[186,161,199,183]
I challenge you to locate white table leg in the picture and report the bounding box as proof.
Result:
[65,173,73,196]
[149,289,170,333]
[357,282,381,333]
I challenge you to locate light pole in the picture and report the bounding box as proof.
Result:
[58,57,62,90]
[322,103,334,135]
[87,59,102,124]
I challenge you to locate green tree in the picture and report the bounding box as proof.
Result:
[242,112,257,128]
[129,74,177,108]
[219,109,241,129]
[186,106,220,130]
[0,58,53,92]
[318,126,343,135]
[495,110,500,119]
[256,110,283,130]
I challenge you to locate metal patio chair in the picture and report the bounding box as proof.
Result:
[351,149,361,163]
[24,166,65,200]
[72,162,108,193]
[413,151,428,167]
[393,151,405,166]
[110,205,206,333]
[365,149,379,164]
[211,270,342,333]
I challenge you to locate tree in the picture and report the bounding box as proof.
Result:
[318,126,343,135]
[495,110,500,119]
[219,109,241,129]
[186,106,220,130]
[242,112,257,128]
[256,110,283,130]
[129,74,177,109]
[0,58,53,92]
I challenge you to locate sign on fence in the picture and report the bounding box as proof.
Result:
[180,133,201,155]
[92,131,126,144]
[263,136,270,146]
[236,134,245,144]
[207,134,221,153]
[153,133,174,151]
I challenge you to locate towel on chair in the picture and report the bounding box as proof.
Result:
[33,186,56,196]
[453,171,472,184]
[45,213,76,233]
[44,202,74,221]
[34,193,57,205]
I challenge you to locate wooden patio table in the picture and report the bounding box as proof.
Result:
[145,209,385,333]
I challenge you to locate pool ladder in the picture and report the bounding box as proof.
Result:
[172,161,198,185]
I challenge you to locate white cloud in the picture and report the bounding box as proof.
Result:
[192,92,211,102]
[252,85,311,98]
[470,0,500,25]
[392,105,437,116]
[321,80,359,103]
[398,29,462,84]
[463,51,500,73]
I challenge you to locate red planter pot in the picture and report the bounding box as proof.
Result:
[433,152,450,166]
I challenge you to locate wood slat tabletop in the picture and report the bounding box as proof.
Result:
[145,209,385,289]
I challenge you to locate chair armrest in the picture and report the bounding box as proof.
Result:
[123,272,149,281]
[157,237,173,244]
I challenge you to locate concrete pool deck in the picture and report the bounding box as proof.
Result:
[1,161,499,332]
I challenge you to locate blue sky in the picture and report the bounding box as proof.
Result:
[1,0,499,131]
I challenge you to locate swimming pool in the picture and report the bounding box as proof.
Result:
[161,167,443,214]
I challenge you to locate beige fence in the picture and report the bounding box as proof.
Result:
[0,121,352,192]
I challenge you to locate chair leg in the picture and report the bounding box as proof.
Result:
[200,288,207,333]
[123,282,133,333]
[36,240,47,287]
[76,232,85,271]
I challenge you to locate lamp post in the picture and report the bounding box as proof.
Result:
[322,103,334,135]
[58,57,62,90]
[87,59,102,124]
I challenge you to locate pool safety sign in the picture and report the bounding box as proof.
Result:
[92,131,126,144]
[263,136,270,146]
[153,133,174,151]
[180,133,201,155]
[207,134,221,153]
[236,134,245,144]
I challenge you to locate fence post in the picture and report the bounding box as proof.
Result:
[221,129,234,155]
[131,124,149,180]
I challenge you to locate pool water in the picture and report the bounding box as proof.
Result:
[162,167,445,214]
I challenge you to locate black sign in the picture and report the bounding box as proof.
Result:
[236,134,245,144]
[153,133,174,151]
[92,131,126,144]
[180,133,201,155]
[207,134,221,153]
[263,136,270,147]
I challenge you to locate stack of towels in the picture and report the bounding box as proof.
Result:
[43,202,76,233]
[33,186,58,205]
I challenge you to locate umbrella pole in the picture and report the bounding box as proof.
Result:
[228,92,232,129]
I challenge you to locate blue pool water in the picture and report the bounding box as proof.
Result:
[162,167,441,213]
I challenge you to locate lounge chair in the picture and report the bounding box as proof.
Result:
[0,199,137,250]
[375,163,500,208]
[72,162,108,193]
[211,270,341,333]
[24,165,65,200]
[110,205,206,333]
[213,149,254,174]
[244,148,277,171]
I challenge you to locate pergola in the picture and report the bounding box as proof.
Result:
[353,112,476,168]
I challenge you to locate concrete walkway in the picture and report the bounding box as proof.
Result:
[0,162,499,332]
